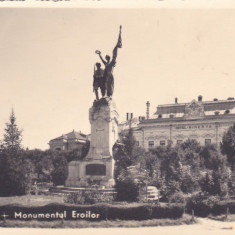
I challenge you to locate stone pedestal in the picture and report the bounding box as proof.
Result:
[65,98,119,188]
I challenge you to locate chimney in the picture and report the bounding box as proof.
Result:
[130,113,133,120]
[126,113,129,121]
[146,101,150,119]
[175,97,178,104]
[198,95,202,102]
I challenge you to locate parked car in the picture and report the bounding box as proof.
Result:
[147,186,159,202]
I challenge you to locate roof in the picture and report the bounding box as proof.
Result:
[50,130,87,142]
[140,113,235,125]
[155,99,235,115]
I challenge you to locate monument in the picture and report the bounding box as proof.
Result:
[66,26,122,188]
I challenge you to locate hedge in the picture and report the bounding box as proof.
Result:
[152,204,184,219]
[186,199,235,217]
[0,203,184,221]
[211,200,235,215]
[107,205,152,220]
[0,203,108,221]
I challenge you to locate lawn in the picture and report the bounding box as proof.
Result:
[0,214,195,228]
[0,194,64,206]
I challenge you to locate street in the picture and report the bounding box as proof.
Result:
[0,218,234,235]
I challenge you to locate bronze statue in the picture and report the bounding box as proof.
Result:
[93,62,104,100]
[95,26,122,98]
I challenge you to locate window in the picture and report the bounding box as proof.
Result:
[177,140,183,145]
[160,140,166,146]
[148,141,154,149]
[205,139,211,145]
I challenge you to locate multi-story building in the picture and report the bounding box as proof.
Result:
[131,96,235,150]
[48,130,88,152]
[49,96,235,153]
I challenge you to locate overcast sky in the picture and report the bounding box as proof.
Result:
[1,8,235,150]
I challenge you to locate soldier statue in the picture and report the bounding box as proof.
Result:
[95,25,122,98]
[93,62,104,100]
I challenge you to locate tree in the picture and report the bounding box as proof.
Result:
[221,123,235,171]
[113,129,144,173]
[151,145,182,200]
[200,144,228,171]
[0,149,33,196]
[113,129,145,201]
[3,109,22,151]
[115,167,140,201]
[178,139,201,173]
[81,140,90,159]
[51,155,68,186]
[0,110,33,196]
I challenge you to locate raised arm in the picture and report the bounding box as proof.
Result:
[99,53,107,66]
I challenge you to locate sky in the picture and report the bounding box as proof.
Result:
[1,7,235,150]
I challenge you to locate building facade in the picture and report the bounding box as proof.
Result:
[131,96,235,150]
[48,130,88,152]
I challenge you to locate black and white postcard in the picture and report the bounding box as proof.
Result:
[0,1,235,234]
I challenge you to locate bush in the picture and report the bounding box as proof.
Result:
[212,200,235,215]
[186,192,220,217]
[115,180,139,202]
[64,191,114,205]
[0,151,33,196]
[169,192,186,204]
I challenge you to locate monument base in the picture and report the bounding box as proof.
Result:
[65,158,115,188]
[65,98,118,188]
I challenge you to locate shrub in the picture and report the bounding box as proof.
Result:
[115,179,139,202]
[186,192,220,217]
[169,192,186,204]
[64,191,85,205]
[64,191,114,205]
[152,204,184,219]
[212,200,235,215]
[0,151,33,196]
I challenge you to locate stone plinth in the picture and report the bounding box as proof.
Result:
[66,98,119,188]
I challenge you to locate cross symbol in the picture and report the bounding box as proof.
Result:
[0,212,9,221]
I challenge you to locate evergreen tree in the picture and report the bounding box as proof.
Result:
[0,110,33,196]
[3,109,22,151]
